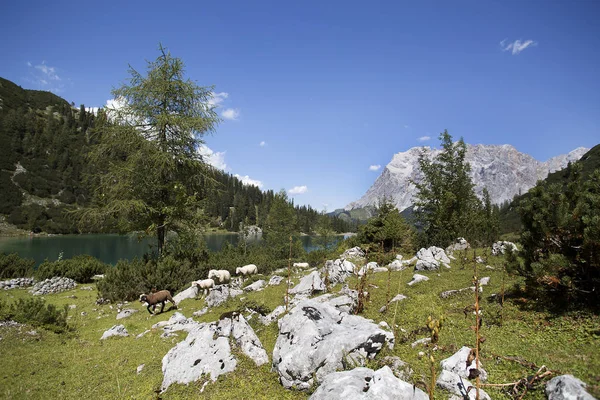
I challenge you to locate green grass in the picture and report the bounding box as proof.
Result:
[1,253,599,399]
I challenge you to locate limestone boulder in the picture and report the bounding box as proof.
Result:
[290,271,326,295]
[101,324,129,340]
[407,274,429,286]
[173,285,198,304]
[205,285,243,308]
[440,346,487,382]
[244,280,266,292]
[437,370,491,400]
[273,299,394,390]
[546,375,596,400]
[309,366,428,400]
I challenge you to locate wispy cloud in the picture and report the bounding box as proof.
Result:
[369,165,381,171]
[418,136,431,142]
[259,141,266,147]
[500,39,537,55]
[207,92,228,107]
[198,144,227,170]
[234,174,263,188]
[288,185,308,195]
[221,108,240,120]
[404,125,410,129]
[26,60,64,93]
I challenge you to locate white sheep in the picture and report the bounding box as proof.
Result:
[235,264,258,276]
[192,278,215,297]
[208,269,231,284]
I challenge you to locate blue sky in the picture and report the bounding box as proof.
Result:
[1,0,599,210]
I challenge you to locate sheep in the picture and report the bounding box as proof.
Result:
[236,264,258,277]
[192,278,215,297]
[139,290,176,315]
[208,269,231,284]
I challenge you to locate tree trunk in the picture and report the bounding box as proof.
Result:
[157,217,166,256]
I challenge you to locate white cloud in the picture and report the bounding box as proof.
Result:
[288,185,308,195]
[207,92,228,107]
[221,108,240,120]
[233,174,263,188]
[34,61,60,81]
[26,61,32,67]
[198,144,227,170]
[500,39,537,55]
[259,141,266,147]
[404,125,410,129]
[418,136,431,142]
[369,165,381,171]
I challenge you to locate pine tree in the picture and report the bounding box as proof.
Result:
[413,130,481,247]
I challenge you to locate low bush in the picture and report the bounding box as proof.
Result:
[97,255,208,302]
[0,297,69,333]
[0,253,35,279]
[35,255,108,283]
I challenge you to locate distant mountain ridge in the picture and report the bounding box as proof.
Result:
[346,144,590,212]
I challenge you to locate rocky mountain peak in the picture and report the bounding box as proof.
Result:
[345,144,590,212]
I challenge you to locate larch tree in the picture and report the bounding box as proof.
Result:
[83,44,220,255]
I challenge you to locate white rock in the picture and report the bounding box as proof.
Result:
[116,308,138,320]
[290,271,326,295]
[101,324,129,340]
[136,364,145,374]
[193,307,208,317]
[273,299,394,390]
[244,280,266,292]
[293,262,310,269]
[269,275,285,286]
[231,314,269,366]
[407,274,429,286]
[546,374,596,400]
[259,305,286,325]
[173,286,199,304]
[437,370,491,400]
[479,277,490,286]
[309,366,428,400]
[440,346,487,382]
[205,285,243,307]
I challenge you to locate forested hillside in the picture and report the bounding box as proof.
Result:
[0,77,356,235]
[498,143,600,235]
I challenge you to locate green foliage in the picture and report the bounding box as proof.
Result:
[0,253,35,279]
[0,297,69,333]
[82,44,219,254]
[0,171,22,214]
[35,255,108,283]
[413,131,499,247]
[356,198,416,253]
[515,162,600,307]
[264,190,303,260]
[97,255,207,302]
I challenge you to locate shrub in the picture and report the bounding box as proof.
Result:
[0,297,69,333]
[35,255,108,283]
[0,253,35,279]
[97,256,207,302]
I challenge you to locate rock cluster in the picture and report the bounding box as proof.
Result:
[161,313,268,391]
[322,259,356,284]
[340,246,366,260]
[414,247,451,271]
[446,237,470,255]
[272,298,394,390]
[205,285,243,308]
[0,277,34,290]
[30,277,77,295]
[492,240,518,255]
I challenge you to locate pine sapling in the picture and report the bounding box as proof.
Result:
[285,235,292,311]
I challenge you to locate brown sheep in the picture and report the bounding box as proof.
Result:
[139,290,177,314]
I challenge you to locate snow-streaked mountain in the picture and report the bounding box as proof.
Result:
[345,144,590,212]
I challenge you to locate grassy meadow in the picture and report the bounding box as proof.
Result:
[1,252,599,399]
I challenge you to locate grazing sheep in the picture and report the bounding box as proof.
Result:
[192,278,215,297]
[208,269,231,284]
[236,264,258,277]
[139,290,176,315]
